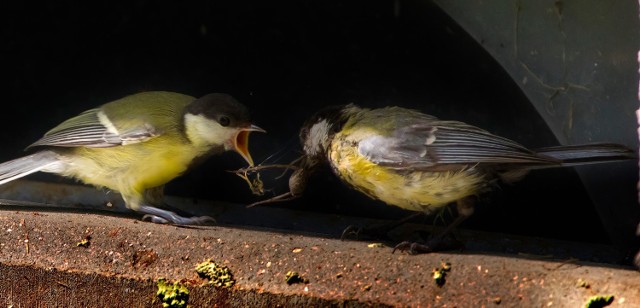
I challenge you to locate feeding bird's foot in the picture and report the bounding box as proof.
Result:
[341,213,425,241]
[341,225,364,240]
[340,224,396,241]
[392,236,463,255]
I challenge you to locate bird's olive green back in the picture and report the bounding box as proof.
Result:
[97,91,195,135]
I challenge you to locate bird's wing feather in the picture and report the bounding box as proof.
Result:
[358,118,558,169]
[27,108,160,149]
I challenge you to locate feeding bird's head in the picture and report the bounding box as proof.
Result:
[299,104,359,160]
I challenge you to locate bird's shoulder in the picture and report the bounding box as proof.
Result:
[338,106,437,142]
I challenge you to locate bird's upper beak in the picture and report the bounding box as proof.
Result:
[233,124,266,166]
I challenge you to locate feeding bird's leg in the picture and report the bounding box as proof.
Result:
[392,197,474,254]
[341,212,425,240]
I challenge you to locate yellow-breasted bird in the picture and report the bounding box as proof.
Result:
[298,104,634,253]
[0,91,264,224]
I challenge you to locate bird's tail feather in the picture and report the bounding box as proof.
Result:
[0,151,61,185]
[535,143,635,166]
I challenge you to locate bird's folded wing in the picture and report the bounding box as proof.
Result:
[358,120,558,169]
[27,108,160,149]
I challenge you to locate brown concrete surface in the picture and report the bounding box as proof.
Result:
[0,207,638,307]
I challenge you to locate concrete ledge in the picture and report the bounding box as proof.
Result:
[0,208,638,307]
[0,263,353,307]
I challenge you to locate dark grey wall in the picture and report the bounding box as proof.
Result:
[1,1,624,246]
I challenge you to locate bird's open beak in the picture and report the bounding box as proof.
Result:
[233,124,266,166]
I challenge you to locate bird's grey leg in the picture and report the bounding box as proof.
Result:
[129,186,215,225]
[341,212,424,240]
[138,204,215,225]
[393,197,474,254]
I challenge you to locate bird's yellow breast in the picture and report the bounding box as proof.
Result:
[59,135,210,196]
[328,136,485,213]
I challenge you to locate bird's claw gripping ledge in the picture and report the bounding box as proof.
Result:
[341,225,364,240]
[392,236,463,255]
[138,205,215,225]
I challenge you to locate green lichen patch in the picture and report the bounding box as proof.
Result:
[585,295,614,308]
[432,261,452,287]
[195,259,235,288]
[285,271,309,285]
[156,278,189,308]
[76,236,91,248]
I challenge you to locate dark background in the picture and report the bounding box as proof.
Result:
[0,1,618,244]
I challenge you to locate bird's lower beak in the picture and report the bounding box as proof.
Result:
[233,124,266,166]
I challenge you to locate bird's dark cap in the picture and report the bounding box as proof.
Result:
[184,93,251,127]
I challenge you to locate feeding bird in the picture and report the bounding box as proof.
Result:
[295,104,634,253]
[0,91,264,224]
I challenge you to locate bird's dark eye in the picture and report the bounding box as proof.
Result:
[219,116,231,127]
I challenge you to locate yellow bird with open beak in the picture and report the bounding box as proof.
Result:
[0,91,264,224]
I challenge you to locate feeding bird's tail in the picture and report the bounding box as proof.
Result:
[499,143,634,183]
[0,151,61,185]
[535,143,635,166]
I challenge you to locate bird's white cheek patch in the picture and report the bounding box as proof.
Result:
[305,119,331,156]
[184,114,235,147]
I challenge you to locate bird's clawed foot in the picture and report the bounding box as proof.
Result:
[341,213,426,241]
[141,214,215,225]
[392,235,462,255]
[341,224,394,241]
[138,205,215,225]
[341,225,364,240]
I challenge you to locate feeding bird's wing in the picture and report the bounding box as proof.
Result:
[27,108,161,149]
[357,114,558,170]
